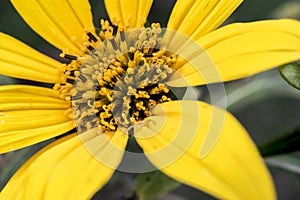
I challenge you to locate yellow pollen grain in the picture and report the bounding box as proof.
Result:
[137,91,150,98]
[136,101,146,111]
[99,88,112,101]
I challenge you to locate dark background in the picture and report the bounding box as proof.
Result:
[0,0,300,199]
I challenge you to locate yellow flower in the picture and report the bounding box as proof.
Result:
[0,0,300,199]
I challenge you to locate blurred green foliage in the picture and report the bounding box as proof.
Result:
[135,171,181,200]
[279,62,300,90]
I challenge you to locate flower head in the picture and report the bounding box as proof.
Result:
[1,0,300,199]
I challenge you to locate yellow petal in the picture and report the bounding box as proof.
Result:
[167,19,300,86]
[167,0,242,40]
[0,130,128,200]
[104,0,153,28]
[136,100,275,200]
[0,33,61,83]
[0,121,74,154]
[0,85,73,153]
[0,110,71,133]
[0,85,69,110]
[11,0,95,55]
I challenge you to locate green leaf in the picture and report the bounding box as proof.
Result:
[271,1,300,19]
[259,127,300,157]
[279,62,300,90]
[135,170,181,200]
[266,155,300,177]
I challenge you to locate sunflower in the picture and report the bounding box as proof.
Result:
[1,0,300,199]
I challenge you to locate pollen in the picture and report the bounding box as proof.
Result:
[54,20,179,136]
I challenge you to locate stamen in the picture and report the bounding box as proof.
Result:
[143,53,153,58]
[68,70,77,77]
[62,22,179,135]
[87,32,98,42]
[70,94,82,100]
[87,45,95,51]
[129,52,134,61]
[110,38,119,50]
[78,74,88,82]
[120,31,125,42]
[60,53,78,60]
[66,78,75,84]
[112,25,118,36]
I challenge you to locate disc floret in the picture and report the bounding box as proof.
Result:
[55,21,179,135]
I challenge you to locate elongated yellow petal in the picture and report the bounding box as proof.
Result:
[0,85,73,153]
[0,130,128,200]
[167,19,300,86]
[11,0,95,55]
[0,85,68,110]
[167,0,242,39]
[0,121,74,154]
[136,100,275,200]
[104,0,153,28]
[0,33,61,83]
[80,128,129,170]
[0,110,71,133]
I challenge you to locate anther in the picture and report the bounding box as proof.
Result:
[71,94,83,100]
[128,52,134,61]
[69,21,177,134]
[61,54,78,60]
[66,78,75,84]
[87,45,95,51]
[112,25,118,36]
[78,74,87,82]
[67,70,77,77]
[143,53,153,58]
[120,31,125,42]
[95,84,102,91]
[110,38,119,50]
[87,32,98,42]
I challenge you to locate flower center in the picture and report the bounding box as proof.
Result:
[54,22,179,135]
